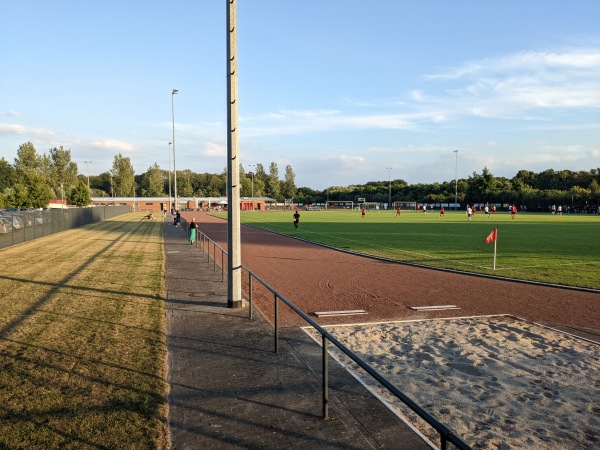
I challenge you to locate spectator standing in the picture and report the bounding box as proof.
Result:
[189,218,197,245]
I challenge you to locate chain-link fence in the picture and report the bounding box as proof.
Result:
[0,205,130,250]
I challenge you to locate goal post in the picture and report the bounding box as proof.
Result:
[325,201,354,210]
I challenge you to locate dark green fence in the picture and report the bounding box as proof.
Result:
[0,205,130,250]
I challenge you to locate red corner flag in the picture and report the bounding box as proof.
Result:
[485,229,498,244]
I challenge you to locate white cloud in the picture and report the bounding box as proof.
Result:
[424,49,600,114]
[0,111,22,117]
[426,50,600,79]
[0,123,54,136]
[86,139,135,153]
[202,141,226,158]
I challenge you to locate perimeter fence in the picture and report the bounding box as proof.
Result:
[183,216,472,450]
[0,205,130,250]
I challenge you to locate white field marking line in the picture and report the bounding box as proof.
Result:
[243,217,482,267]
[167,251,180,254]
[314,309,368,317]
[241,216,597,272]
[301,313,514,330]
[492,261,598,271]
[410,305,459,311]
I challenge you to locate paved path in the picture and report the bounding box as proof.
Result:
[164,217,430,449]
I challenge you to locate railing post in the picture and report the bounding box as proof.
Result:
[206,235,210,262]
[248,273,253,319]
[274,293,279,353]
[213,242,216,271]
[221,249,224,282]
[322,334,329,420]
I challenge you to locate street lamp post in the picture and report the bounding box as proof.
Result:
[249,164,255,206]
[172,89,179,211]
[84,160,91,190]
[168,142,172,212]
[454,150,459,210]
[386,167,392,210]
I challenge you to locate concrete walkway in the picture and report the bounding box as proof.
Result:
[164,217,430,449]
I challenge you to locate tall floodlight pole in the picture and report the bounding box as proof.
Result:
[249,164,255,201]
[325,176,330,203]
[172,89,179,211]
[84,161,92,190]
[454,150,459,210]
[386,167,392,210]
[227,0,242,308]
[168,142,172,212]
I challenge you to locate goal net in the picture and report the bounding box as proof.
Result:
[356,202,381,211]
[325,201,354,210]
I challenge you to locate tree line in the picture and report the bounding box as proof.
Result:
[1,142,599,212]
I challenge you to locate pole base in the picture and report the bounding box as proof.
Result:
[228,299,244,309]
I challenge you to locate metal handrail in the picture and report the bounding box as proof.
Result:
[193,228,472,450]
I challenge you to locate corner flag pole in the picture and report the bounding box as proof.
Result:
[485,228,498,270]
[493,235,497,271]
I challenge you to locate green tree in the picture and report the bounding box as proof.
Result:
[590,179,600,202]
[141,163,165,196]
[0,157,16,191]
[49,146,79,197]
[111,154,135,197]
[91,172,113,197]
[466,167,496,204]
[178,170,194,197]
[254,163,267,184]
[69,180,92,206]
[267,162,281,200]
[14,142,40,173]
[281,165,296,199]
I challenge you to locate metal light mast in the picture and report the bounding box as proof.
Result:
[227,0,242,308]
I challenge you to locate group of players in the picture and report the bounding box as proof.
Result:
[292,202,518,228]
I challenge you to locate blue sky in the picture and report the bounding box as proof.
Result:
[1,1,599,190]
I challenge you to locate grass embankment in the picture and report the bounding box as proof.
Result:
[228,209,600,290]
[0,213,167,449]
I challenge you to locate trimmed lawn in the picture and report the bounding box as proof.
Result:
[0,214,167,449]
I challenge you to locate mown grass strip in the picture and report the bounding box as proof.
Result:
[0,213,167,449]
[225,210,600,289]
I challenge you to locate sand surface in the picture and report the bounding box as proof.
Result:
[306,316,599,449]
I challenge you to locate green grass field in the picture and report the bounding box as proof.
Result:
[229,209,600,290]
[0,214,167,449]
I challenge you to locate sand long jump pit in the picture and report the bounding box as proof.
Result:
[303,315,599,449]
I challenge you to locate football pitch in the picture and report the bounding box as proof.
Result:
[231,209,600,290]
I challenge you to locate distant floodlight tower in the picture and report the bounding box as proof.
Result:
[168,142,173,212]
[454,150,459,210]
[84,160,92,189]
[249,164,256,199]
[172,89,179,211]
